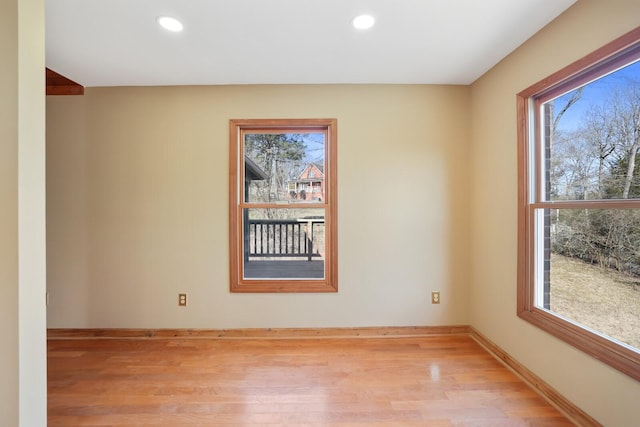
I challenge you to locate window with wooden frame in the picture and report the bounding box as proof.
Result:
[517,27,640,380]
[229,119,337,293]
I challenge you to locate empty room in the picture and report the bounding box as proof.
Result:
[2,0,639,426]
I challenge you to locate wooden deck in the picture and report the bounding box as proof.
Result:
[244,260,324,279]
[47,335,577,426]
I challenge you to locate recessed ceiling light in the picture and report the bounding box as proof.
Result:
[352,14,375,30]
[157,16,184,32]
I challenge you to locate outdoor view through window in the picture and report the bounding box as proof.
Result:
[541,59,640,350]
[243,132,326,280]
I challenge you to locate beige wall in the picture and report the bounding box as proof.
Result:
[47,84,471,329]
[47,96,90,326]
[0,1,20,423]
[1,0,47,425]
[469,0,640,425]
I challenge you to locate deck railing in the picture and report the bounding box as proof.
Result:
[246,219,324,262]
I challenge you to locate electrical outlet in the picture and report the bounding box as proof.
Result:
[178,293,187,306]
[431,291,441,304]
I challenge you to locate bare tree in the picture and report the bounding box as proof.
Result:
[582,106,617,197]
[552,77,640,275]
[548,88,584,199]
[552,87,584,133]
[608,83,640,198]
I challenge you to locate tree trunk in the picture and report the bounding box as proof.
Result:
[622,145,638,198]
[622,130,640,199]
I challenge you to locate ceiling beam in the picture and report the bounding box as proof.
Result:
[46,68,84,95]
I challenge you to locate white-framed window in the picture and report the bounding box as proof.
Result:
[229,119,338,293]
[517,27,640,381]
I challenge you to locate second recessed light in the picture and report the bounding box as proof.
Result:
[353,14,375,30]
[158,16,184,32]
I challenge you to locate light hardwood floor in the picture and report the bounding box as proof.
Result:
[48,335,575,426]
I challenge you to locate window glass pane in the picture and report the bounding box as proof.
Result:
[536,207,640,349]
[546,60,640,201]
[242,208,325,280]
[244,132,325,204]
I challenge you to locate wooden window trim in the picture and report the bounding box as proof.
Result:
[229,118,338,293]
[517,27,640,381]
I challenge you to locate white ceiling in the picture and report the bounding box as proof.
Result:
[46,0,576,87]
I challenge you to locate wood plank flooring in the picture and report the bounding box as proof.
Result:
[48,335,575,426]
